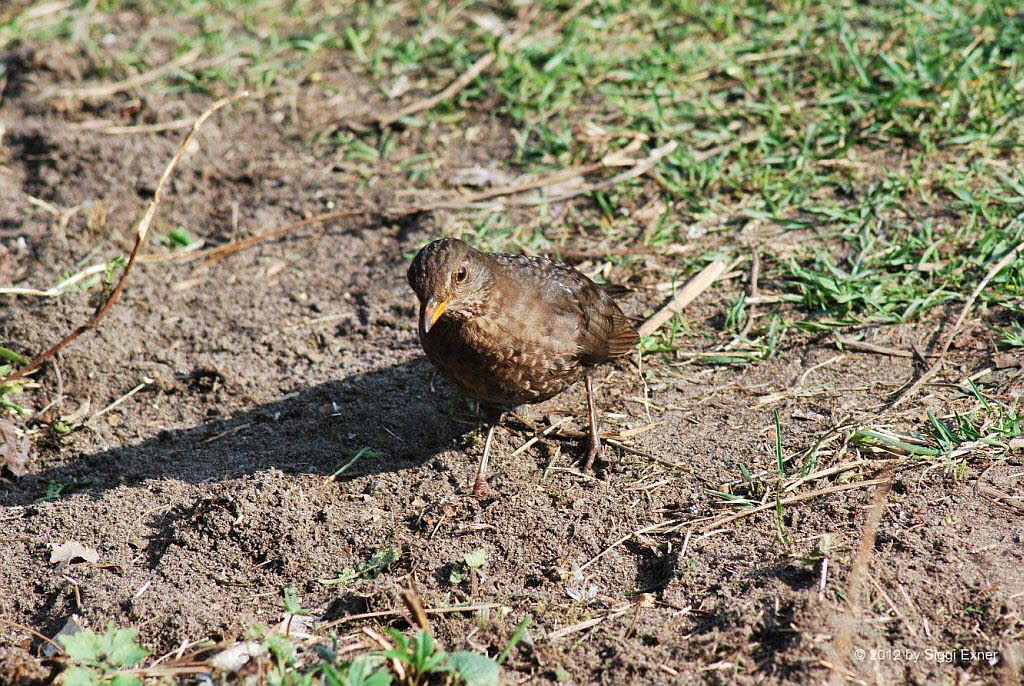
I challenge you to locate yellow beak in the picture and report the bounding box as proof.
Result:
[420,295,451,334]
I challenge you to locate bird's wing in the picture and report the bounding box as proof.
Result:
[576,291,640,363]
[493,253,639,363]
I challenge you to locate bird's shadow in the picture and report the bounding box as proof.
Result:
[0,358,474,507]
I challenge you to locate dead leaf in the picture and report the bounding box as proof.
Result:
[210,641,266,672]
[50,541,100,570]
[448,166,515,188]
[276,612,317,639]
[0,418,31,477]
[61,397,92,424]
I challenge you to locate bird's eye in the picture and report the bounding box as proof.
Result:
[455,266,468,283]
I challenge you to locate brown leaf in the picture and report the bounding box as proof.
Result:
[50,541,101,570]
[0,418,31,477]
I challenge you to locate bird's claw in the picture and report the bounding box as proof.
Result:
[471,479,494,499]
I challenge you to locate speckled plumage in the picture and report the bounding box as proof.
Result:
[407,238,638,409]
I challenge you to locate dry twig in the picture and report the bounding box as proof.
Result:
[43,47,203,100]
[699,478,889,532]
[835,335,918,359]
[509,141,679,206]
[71,117,196,135]
[638,260,728,337]
[580,477,889,573]
[547,606,631,641]
[890,242,1023,409]
[407,162,604,210]
[374,7,537,127]
[143,208,366,265]
[319,602,501,630]
[0,617,65,654]
[0,92,248,384]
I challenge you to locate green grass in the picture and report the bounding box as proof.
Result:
[323,0,1024,354]
[4,0,1022,351]
[851,380,1020,475]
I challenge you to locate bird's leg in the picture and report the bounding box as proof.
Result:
[582,375,602,472]
[472,422,497,496]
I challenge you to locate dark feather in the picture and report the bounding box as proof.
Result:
[600,283,633,299]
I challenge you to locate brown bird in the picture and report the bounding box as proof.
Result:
[407,237,639,494]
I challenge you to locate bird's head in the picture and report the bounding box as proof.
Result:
[407,237,494,333]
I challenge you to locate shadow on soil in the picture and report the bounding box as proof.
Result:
[0,358,474,507]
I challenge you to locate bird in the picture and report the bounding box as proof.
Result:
[407,237,639,495]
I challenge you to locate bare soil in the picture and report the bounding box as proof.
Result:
[1,48,1023,685]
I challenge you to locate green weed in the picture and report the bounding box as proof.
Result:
[319,547,398,586]
[379,629,500,686]
[449,547,488,586]
[58,623,148,686]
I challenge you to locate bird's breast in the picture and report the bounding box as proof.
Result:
[421,314,583,406]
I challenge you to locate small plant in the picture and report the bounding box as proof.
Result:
[264,633,301,686]
[0,346,28,367]
[772,490,790,548]
[232,618,522,686]
[58,622,148,686]
[320,547,398,586]
[263,632,379,686]
[313,644,393,686]
[88,256,127,312]
[0,348,29,416]
[723,294,746,333]
[282,586,310,616]
[53,419,76,434]
[798,534,834,570]
[36,479,85,503]
[282,585,312,637]
[449,548,487,585]
[773,410,785,476]
[996,320,1024,348]
[380,630,449,685]
[159,226,193,250]
[851,381,1022,473]
[729,461,764,499]
[380,629,500,686]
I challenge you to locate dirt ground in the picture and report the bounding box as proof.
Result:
[2,44,1024,686]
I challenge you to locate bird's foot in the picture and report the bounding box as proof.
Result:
[470,478,494,499]
[582,439,602,473]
